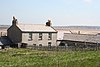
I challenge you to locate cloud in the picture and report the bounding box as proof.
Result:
[84,0,92,3]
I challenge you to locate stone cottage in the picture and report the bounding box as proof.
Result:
[7,17,57,48]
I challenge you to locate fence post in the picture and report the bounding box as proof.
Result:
[96,42,98,51]
[75,43,77,51]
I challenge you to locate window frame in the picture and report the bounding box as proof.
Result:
[33,44,36,46]
[28,33,33,41]
[39,44,42,47]
[39,33,42,40]
[48,42,52,47]
[48,33,52,40]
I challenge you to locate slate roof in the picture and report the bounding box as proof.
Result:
[53,26,100,30]
[17,24,57,32]
[63,33,100,43]
[54,26,100,40]
[0,36,12,45]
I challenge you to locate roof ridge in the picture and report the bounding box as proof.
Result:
[16,23,57,32]
[17,23,45,25]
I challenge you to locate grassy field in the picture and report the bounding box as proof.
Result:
[0,48,100,67]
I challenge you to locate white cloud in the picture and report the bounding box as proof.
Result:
[84,0,92,3]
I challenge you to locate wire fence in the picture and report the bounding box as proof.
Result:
[27,45,100,51]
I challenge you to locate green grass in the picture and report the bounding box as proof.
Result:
[0,48,100,67]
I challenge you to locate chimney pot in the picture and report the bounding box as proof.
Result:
[12,16,18,25]
[46,20,52,26]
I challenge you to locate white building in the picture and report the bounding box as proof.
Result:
[7,17,57,48]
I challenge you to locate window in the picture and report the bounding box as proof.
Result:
[28,33,32,41]
[39,44,42,47]
[39,33,42,40]
[48,33,52,40]
[48,42,51,47]
[33,44,36,46]
[33,44,36,49]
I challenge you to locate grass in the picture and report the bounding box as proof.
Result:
[0,48,100,67]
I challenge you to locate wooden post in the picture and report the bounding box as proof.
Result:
[96,42,98,51]
[75,43,77,51]
[85,42,86,51]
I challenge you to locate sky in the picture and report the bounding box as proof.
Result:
[0,0,100,26]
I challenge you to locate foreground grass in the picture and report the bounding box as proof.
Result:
[0,48,100,67]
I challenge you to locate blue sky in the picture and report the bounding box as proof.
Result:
[0,0,100,26]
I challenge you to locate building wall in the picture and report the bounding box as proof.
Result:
[22,32,57,46]
[0,29,7,37]
[57,41,61,46]
[7,25,22,43]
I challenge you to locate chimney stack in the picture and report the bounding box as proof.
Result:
[78,31,80,34]
[12,16,18,25]
[46,20,52,26]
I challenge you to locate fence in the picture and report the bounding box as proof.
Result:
[27,45,100,51]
